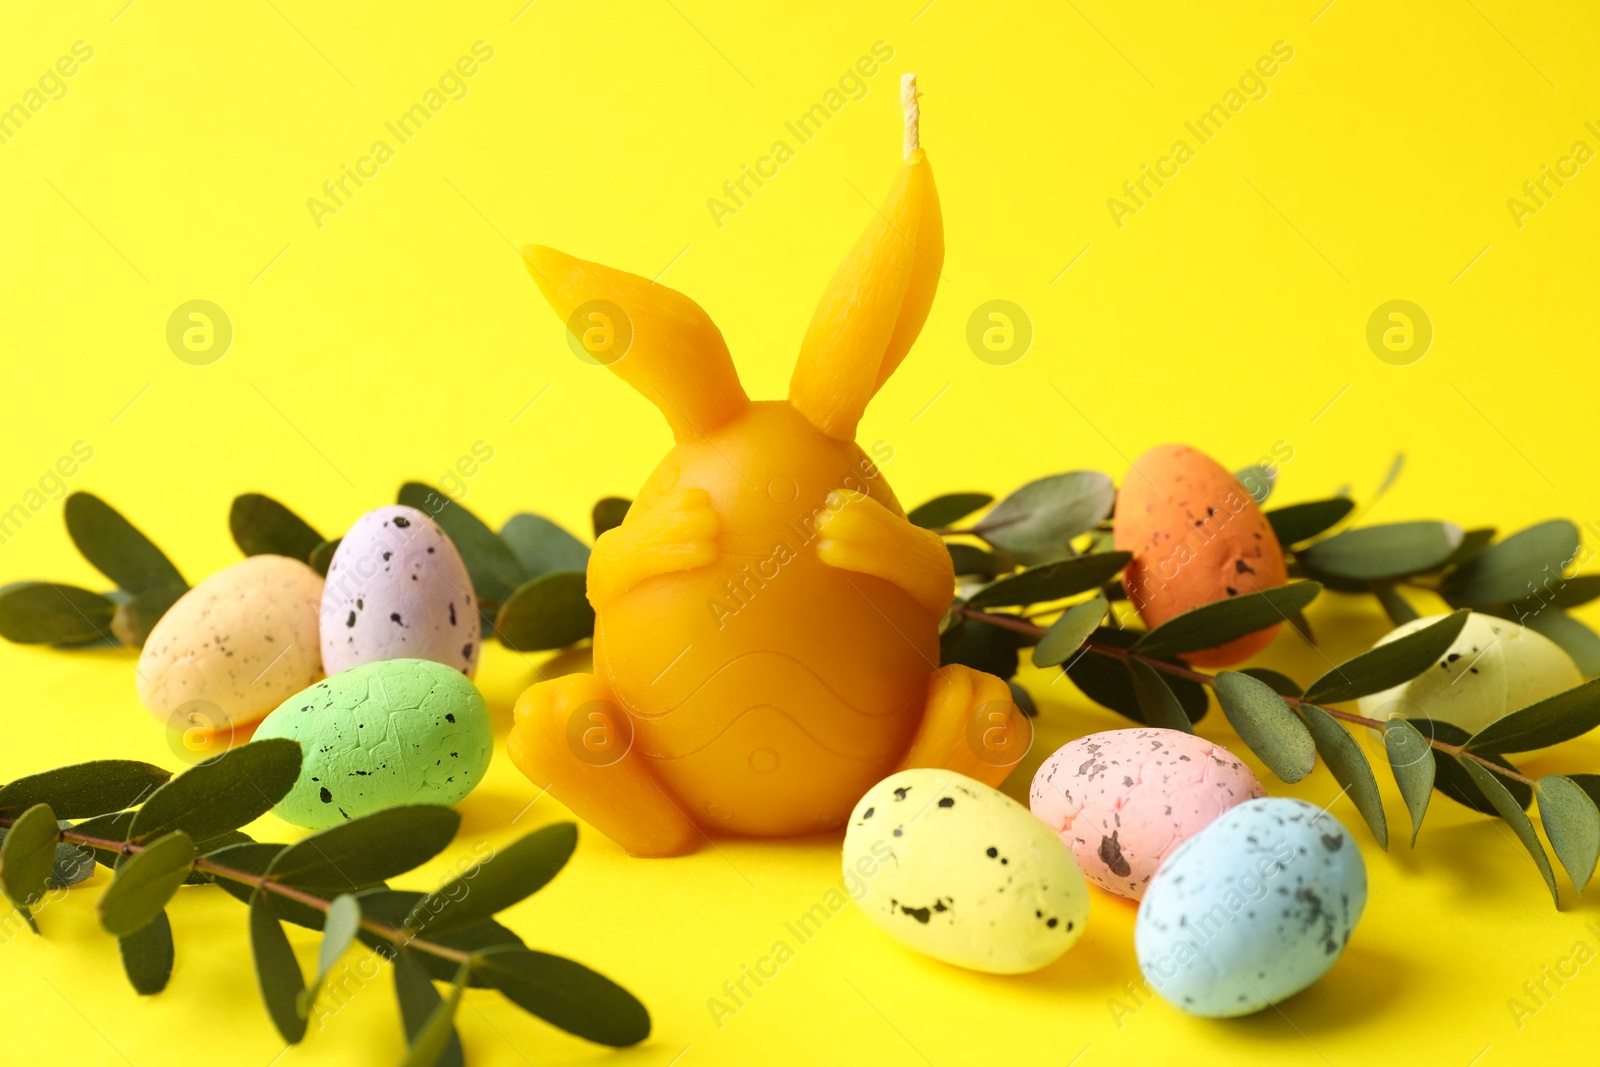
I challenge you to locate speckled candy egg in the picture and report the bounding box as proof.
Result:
[1030,728,1264,900]
[321,505,478,677]
[1357,612,1582,740]
[1135,797,1366,1017]
[252,657,492,828]
[842,768,1089,974]
[136,555,323,727]
[1114,444,1288,666]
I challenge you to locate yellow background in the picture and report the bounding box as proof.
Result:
[2,0,1599,1063]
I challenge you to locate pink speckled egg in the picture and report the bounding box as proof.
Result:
[1030,728,1264,900]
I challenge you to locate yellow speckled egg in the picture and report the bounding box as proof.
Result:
[136,554,324,727]
[842,768,1088,974]
[1114,444,1288,666]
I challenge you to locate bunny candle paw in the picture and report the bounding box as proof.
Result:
[587,488,721,609]
[815,490,954,618]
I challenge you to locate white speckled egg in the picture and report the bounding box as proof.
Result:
[1031,728,1264,900]
[1135,797,1366,1017]
[321,505,478,677]
[1357,612,1581,739]
[136,555,323,727]
[843,768,1088,974]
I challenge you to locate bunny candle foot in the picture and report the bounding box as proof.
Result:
[896,664,1031,788]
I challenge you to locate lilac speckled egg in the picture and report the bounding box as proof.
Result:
[320,505,478,677]
[1030,728,1264,900]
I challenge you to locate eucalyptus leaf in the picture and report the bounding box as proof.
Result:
[974,472,1115,564]
[1214,671,1317,783]
[941,616,1029,679]
[1372,584,1420,627]
[1382,719,1435,846]
[0,803,59,908]
[230,494,324,562]
[1134,582,1322,659]
[1465,677,1600,754]
[1265,498,1354,546]
[1063,631,1209,724]
[206,843,328,931]
[1441,520,1581,608]
[948,543,1006,579]
[394,949,466,1067]
[249,890,309,1043]
[1007,681,1037,719]
[1372,452,1405,502]
[308,538,340,577]
[1129,659,1193,732]
[63,493,185,593]
[1234,464,1276,505]
[110,584,186,648]
[300,893,361,1018]
[1439,527,1497,571]
[1298,705,1387,847]
[401,961,469,1067]
[408,823,577,936]
[399,483,528,606]
[1527,574,1600,611]
[73,810,135,870]
[119,909,174,995]
[129,738,302,843]
[1031,596,1108,668]
[1303,610,1470,704]
[494,572,595,651]
[1298,522,1464,583]
[591,498,631,539]
[356,889,526,986]
[908,493,993,530]
[0,582,117,646]
[1522,611,1600,677]
[967,553,1130,608]
[99,831,195,936]
[1460,759,1559,906]
[266,806,460,891]
[0,760,170,819]
[1538,776,1600,892]
[1238,667,1302,697]
[1410,718,1532,813]
[471,945,651,1047]
[499,514,591,579]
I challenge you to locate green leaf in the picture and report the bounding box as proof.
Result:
[494,572,595,651]
[400,961,469,1067]
[1238,667,1302,697]
[308,538,340,577]
[1007,681,1037,719]
[1382,719,1435,846]
[110,584,187,648]
[1522,611,1600,677]
[119,909,174,995]
[129,738,301,843]
[266,806,459,890]
[1214,672,1317,783]
[1031,597,1108,667]
[948,543,1006,579]
[0,760,170,818]
[1265,498,1354,546]
[1465,676,1600,753]
[99,831,195,936]
[357,889,526,985]
[499,515,591,579]
[1298,705,1387,847]
[399,483,527,606]
[300,893,361,1018]
[1441,520,1581,608]
[249,890,308,1043]
[1538,776,1600,892]
[48,830,95,889]
[0,582,117,645]
[206,843,329,931]
[909,493,994,530]
[394,949,466,1067]
[1410,718,1532,813]
[1134,582,1322,659]
[229,494,324,561]
[1128,659,1193,732]
[1234,464,1276,505]
[974,472,1115,564]
[1062,631,1209,724]
[1438,527,1497,571]
[408,823,577,936]
[1525,574,1600,611]
[591,497,631,539]
[941,617,1029,680]
[471,945,650,1047]
[1303,610,1471,704]
[1460,759,1559,906]
[1297,522,1464,583]
[1372,451,1405,503]
[0,803,59,908]
[1372,584,1420,627]
[63,492,185,593]
[966,553,1130,608]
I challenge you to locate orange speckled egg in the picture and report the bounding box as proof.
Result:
[1114,444,1287,666]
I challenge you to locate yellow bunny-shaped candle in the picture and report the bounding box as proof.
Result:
[510,77,1027,856]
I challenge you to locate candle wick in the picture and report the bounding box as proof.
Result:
[900,73,920,159]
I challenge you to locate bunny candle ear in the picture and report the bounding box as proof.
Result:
[523,245,749,441]
[788,73,944,441]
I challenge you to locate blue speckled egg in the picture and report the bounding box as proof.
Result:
[1134,797,1366,1017]
[252,657,492,828]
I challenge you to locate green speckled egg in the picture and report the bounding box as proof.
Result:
[253,658,492,828]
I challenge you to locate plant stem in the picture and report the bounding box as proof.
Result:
[958,605,1539,787]
[7,823,472,965]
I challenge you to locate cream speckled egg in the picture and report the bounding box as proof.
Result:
[321,505,478,677]
[1356,612,1581,739]
[843,768,1088,974]
[1031,728,1264,900]
[136,555,324,727]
